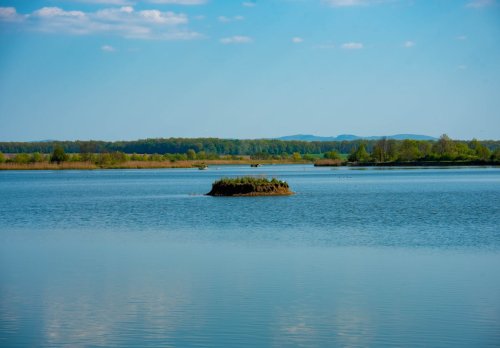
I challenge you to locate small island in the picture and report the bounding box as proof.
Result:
[207,177,293,196]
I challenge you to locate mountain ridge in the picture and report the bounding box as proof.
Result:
[277,134,437,142]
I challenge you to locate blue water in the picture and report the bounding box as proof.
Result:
[1,166,499,346]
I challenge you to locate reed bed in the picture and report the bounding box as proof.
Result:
[0,159,311,170]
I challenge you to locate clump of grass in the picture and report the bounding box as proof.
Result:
[207,176,292,196]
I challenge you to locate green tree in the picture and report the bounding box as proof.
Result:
[197,151,207,160]
[30,152,45,163]
[491,149,500,162]
[324,151,341,160]
[0,152,5,163]
[69,153,82,162]
[398,140,421,162]
[417,141,432,159]
[148,153,162,161]
[96,153,112,165]
[14,153,30,164]
[130,153,145,161]
[432,134,456,160]
[186,149,196,160]
[50,145,68,164]
[470,139,491,160]
[292,152,302,161]
[371,138,388,162]
[348,144,370,162]
[302,154,316,161]
[386,139,399,161]
[80,152,94,162]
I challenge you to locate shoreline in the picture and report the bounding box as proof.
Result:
[0,159,311,171]
[346,160,500,167]
[0,159,499,170]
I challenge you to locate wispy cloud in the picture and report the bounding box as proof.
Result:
[458,64,467,70]
[148,0,207,4]
[64,0,133,5]
[323,0,392,7]
[71,0,208,5]
[292,37,303,43]
[101,44,116,52]
[220,35,252,44]
[403,40,415,48]
[218,15,244,23]
[242,1,256,7]
[0,6,201,40]
[456,35,467,40]
[466,0,495,8]
[341,42,363,49]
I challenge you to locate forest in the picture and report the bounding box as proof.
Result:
[0,136,499,155]
[0,135,499,166]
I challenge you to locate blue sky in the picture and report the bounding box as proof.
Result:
[0,0,499,141]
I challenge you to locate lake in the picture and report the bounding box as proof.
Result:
[1,166,499,347]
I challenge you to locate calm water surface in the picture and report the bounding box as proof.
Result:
[1,166,499,347]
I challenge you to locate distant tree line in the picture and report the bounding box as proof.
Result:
[1,135,499,166]
[0,146,224,166]
[0,137,499,157]
[347,135,500,163]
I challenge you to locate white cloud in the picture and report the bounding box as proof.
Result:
[242,1,256,7]
[466,0,495,8]
[70,0,208,5]
[0,7,24,22]
[456,35,467,40]
[148,0,207,4]
[218,15,244,23]
[140,10,187,24]
[341,42,363,49]
[220,35,252,44]
[33,7,86,18]
[292,37,303,43]
[323,0,390,7]
[0,6,200,40]
[403,40,415,48]
[101,44,116,52]
[65,0,133,5]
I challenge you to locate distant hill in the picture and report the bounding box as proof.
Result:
[277,134,437,142]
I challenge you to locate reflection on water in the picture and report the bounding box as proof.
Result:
[1,166,500,346]
[2,243,500,347]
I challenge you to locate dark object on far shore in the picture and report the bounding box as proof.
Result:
[194,163,208,170]
[207,176,293,196]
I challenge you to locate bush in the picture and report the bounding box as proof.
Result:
[14,153,30,164]
[30,152,45,163]
[302,154,316,162]
[50,145,68,164]
[324,151,341,160]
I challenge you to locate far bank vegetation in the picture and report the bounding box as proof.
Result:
[0,135,499,170]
